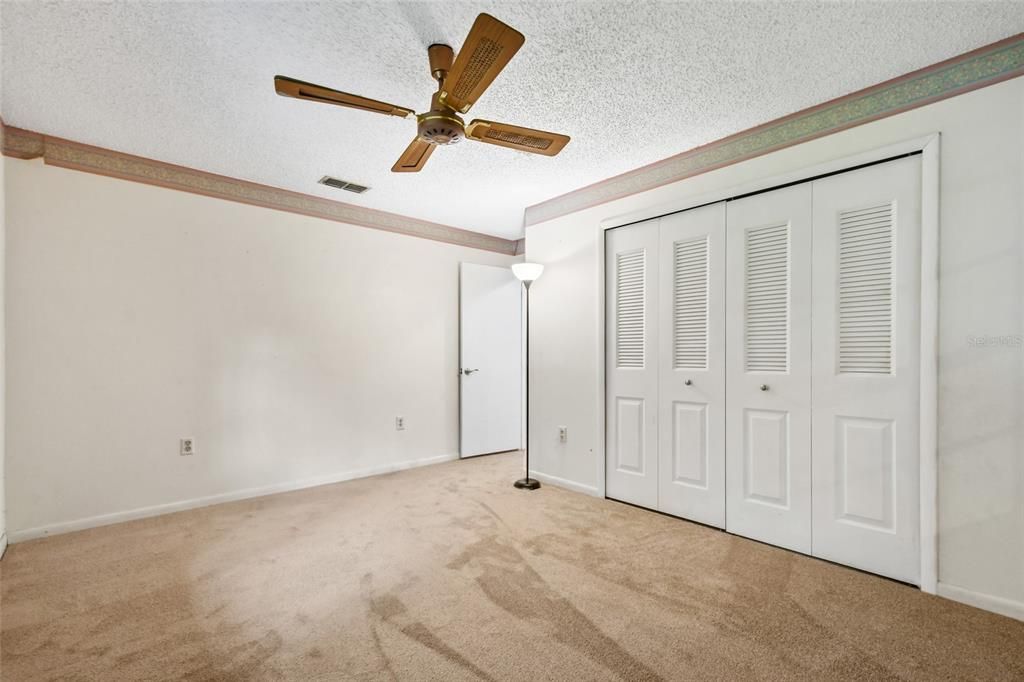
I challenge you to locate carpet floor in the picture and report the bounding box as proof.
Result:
[2,452,1022,681]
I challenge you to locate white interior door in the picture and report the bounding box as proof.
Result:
[658,204,727,527]
[459,263,522,458]
[811,156,922,583]
[726,184,813,554]
[606,219,660,509]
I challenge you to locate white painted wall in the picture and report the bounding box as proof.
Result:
[5,158,518,540]
[526,77,1024,618]
[0,123,6,556]
[1,3,7,556]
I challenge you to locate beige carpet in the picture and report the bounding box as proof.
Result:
[2,452,1022,681]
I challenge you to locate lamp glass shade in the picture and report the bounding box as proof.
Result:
[511,263,544,282]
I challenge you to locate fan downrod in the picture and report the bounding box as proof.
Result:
[419,45,464,145]
[427,44,454,86]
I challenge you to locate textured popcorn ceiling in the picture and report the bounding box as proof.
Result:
[3,2,1023,239]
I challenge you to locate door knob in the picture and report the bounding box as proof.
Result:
[684,379,693,386]
[760,384,769,391]
[462,368,479,375]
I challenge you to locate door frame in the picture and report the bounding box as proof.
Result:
[596,134,940,593]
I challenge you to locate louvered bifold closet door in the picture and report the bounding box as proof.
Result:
[657,204,726,527]
[810,156,922,584]
[606,219,660,509]
[725,184,813,554]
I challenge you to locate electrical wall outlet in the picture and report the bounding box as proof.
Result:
[180,438,195,456]
[395,416,405,431]
[558,426,568,443]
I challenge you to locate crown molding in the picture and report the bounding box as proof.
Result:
[0,122,518,255]
[525,32,1024,227]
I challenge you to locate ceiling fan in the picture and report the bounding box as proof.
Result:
[274,13,570,173]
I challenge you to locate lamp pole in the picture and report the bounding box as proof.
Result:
[511,263,543,490]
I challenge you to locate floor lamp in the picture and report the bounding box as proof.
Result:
[512,262,543,490]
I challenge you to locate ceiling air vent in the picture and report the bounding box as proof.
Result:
[318,176,370,194]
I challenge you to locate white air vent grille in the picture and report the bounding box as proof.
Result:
[838,202,893,374]
[673,236,709,370]
[319,176,370,194]
[744,223,790,373]
[616,249,646,369]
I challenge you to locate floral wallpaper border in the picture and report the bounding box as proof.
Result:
[1,124,518,256]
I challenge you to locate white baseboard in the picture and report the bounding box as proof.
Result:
[531,470,601,497]
[9,453,458,544]
[937,582,1024,622]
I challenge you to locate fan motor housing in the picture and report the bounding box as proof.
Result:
[417,110,465,145]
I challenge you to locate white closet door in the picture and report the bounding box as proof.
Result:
[606,219,660,509]
[658,204,726,527]
[726,184,813,554]
[811,156,922,583]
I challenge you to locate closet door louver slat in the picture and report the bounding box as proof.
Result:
[744,223,790,373]
[616,249,646,369]
[673,237,709,370]
[838,203,893,374]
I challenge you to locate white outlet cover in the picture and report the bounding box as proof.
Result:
[180,438,195,456]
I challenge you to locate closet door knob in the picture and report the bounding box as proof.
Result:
[760,384,769,391]
[684,379,692,386]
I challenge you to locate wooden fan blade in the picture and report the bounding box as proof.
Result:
[440,14,524,114]
[274,76,414,118]
[392,138,435,172]
[465,120,570,157]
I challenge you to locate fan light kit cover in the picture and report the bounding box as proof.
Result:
[274,13,571,173]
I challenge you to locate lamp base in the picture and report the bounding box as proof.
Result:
[513,478,541,490]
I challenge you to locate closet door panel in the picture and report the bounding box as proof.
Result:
[606,219,660,509]
[658,203,726,527]
[811,156,922,583]
[725,184,813,554]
